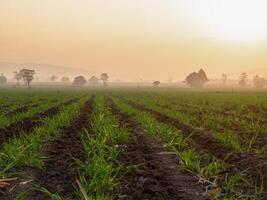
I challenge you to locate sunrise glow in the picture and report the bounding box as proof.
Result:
[1,0,267,80]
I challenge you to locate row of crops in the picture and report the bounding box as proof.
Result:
[0,89,266,199]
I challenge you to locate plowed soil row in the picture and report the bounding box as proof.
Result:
[5,103,39,117]
[157,102,267,128]
[28,96,95,199]
[0,104,12,113]
[124,99,267,197]
[108,100,210,200]
[157,102,267,151]
[0,98,79,147]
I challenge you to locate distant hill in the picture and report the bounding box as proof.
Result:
[0,62,98,81]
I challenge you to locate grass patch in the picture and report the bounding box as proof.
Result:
[75,95,128,199]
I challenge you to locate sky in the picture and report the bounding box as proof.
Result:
[1,0,267,81]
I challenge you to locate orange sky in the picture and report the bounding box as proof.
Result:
[1,0,267,80]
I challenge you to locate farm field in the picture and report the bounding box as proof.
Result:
[0,89,266,200]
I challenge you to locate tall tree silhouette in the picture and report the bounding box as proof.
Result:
[19,69,35,88]
[238,72,248,87]
[222,73,227,86]
[100,73,109,87]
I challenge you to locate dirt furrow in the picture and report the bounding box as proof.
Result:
[157,101,267,129]
[5,103,39,117]
[28,96,95,200]
[108,100,210,200]
[156,101,267,159]
[0,98,78,146]
[124,99,267,197]
[0,104,12,113]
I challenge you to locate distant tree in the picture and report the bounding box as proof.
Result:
[153,81,160,87]
[253,75,266,88]
[49,75,58,82]
[222,73,227,86]
[19,69,35,88]
[14,71,23,85]
[61,76,71,83]
[72,75,87,86]
[100,73,109,87]
[238,72,248,87]
[184,69,209,88]
[0,74,7,85]
[88,76,99,86]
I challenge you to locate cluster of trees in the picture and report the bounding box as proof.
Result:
[221,72,266,88]
[184,69,209,88]
[0,69,36,88]
[0,69,109,88]
[14,69,35,88]
[72,73,109,87]
[183,69,266,88]
[153,69,209,88]
[47,73,109,87]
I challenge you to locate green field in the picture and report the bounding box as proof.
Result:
[0,89,266,199]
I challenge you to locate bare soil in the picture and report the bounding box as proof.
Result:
[27,96,95,199]
[109,100,210,200]
[5,103,39,117]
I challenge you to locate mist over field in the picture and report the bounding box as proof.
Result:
[0,1,267,199]
[0,61,266,89]
[0,62,95,80]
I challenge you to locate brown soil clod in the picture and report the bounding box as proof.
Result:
[108,100,211,200]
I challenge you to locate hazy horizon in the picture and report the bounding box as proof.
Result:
[1,1,267,81]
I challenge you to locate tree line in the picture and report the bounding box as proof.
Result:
[0,69,35,88]
[0,68,109,88]
[47,73,109,87]
[183,69,267,88]
[0,68,266,88]
[72,73,109,87]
